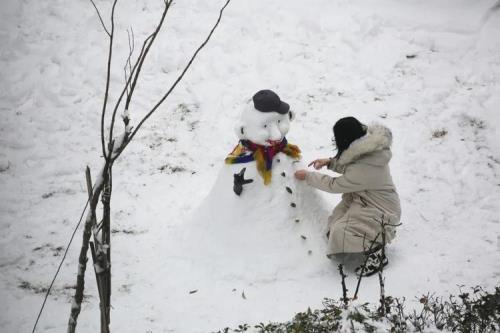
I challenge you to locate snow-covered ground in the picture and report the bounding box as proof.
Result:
[1,0,499,332]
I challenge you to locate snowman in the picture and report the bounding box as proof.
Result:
[162,90,332,316]
[172,90,331,293]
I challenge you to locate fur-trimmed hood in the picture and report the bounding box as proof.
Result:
[337,123,393,166]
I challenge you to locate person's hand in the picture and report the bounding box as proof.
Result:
[294,169,307,181]
[308,158,330,170]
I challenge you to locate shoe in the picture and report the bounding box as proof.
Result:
[355,248,388,277]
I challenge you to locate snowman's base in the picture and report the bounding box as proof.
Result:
[175,153,331,280]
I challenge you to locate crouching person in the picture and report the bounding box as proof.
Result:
[294,117,401,276]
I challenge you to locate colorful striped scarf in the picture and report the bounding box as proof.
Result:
[225,138,301,185]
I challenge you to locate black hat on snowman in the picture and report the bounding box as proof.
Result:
[252,90,290,114]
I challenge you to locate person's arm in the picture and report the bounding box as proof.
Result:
[326,157,346,174]
[305,168,367,193]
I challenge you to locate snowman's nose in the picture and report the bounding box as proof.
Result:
[268,124,282,140]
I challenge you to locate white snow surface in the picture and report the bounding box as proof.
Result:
[1,0,499,332]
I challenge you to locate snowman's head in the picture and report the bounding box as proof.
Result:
[235,90,295,146]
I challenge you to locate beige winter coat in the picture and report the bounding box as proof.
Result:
[305,124,401,255]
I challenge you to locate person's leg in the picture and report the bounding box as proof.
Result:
[326,197,352,239]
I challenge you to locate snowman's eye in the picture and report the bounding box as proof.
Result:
[277,120,281,124]
[263,124,267,128]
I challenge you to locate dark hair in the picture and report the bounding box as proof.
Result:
[333,117,367,158]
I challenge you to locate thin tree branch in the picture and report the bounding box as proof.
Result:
[123,28,135,100]
[100,0,118,161]
[108,2,171,148]
[127,28,135,88]
[124,4,171,110]
[89,0,111,37]
[107,31,155,145]
[113,0,232,162]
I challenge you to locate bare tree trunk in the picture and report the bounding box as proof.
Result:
[89,241,108,333]
[68,169,105,333]
[87,167,108,332]
[99,166,112,332]
[68,162,115,333]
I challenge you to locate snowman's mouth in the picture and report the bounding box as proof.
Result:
[266,139,282,146]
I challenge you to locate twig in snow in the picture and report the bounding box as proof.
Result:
[353,233,380,300]
[338,264,349,308]
[377,216,388,316]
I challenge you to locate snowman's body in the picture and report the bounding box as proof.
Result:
[185,154,329,280]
